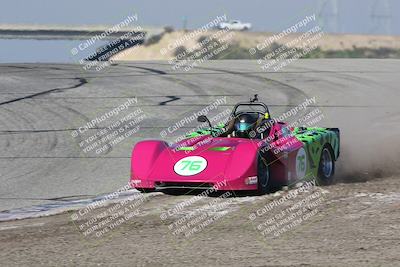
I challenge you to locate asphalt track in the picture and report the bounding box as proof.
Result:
[1,59,400,212]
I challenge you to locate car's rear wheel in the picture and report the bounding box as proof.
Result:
[257,156,270,195]
[317,145,335,185]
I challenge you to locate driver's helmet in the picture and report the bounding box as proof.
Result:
[234,113,258,138]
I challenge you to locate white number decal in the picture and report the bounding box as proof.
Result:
[296,148,307,179]
[174,156,207,176]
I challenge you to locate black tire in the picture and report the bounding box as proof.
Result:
[161,189,185,196]
[136,188,154,193]
[257,155,270,195]
[317,145,335,185]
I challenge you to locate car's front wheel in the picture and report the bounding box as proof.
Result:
[257,156,270,194]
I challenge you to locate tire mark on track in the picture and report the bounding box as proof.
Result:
[15,94,241,99]
[159,95,180,105]
[121,64,210,111]
[0,78,87,106]
[193,66,309,108]
[128,66,167,75]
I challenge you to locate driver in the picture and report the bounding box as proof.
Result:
[234,113,258,138]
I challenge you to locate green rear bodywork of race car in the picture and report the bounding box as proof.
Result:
[183,125,340,182]
[292,127,340,180]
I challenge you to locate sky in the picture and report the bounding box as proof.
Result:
[0,0,398,35]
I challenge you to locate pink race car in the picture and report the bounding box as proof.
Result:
[130,97,340,194]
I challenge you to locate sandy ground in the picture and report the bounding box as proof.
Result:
[0,175,399,266]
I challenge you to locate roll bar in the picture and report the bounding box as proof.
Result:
[230,102,270,117]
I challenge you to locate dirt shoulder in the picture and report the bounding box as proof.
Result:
[1,176,399,267]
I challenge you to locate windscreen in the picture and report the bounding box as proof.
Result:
[234,104,267,115]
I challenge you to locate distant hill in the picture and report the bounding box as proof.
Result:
[111,30,400,61]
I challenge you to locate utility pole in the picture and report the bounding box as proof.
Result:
[182,16,188,31]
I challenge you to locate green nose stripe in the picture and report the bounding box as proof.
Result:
[208,147,231,151]
[176,146,195,151]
